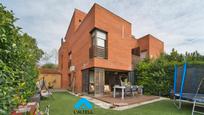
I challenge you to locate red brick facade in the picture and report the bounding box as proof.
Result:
[58,3,164,93]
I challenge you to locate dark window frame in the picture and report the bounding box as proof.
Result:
[89,28,108,59]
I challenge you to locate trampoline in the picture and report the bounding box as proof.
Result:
[174,93,204,103]
[173,63,204,115]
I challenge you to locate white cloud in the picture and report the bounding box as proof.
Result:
[1,0,204,63]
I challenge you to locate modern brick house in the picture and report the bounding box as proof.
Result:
[58,3,164,96]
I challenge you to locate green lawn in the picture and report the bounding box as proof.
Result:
[40,92,192,115]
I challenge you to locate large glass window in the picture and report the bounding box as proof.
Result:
[97,31,106,39]
[90,29,107,58]
[93,30,106,47]
[97,38,105,47]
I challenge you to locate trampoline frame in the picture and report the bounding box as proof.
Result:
[173,63,204,115]
[173,63,188,109]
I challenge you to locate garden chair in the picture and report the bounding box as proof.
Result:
[89,83,95,93]
[48,79,56,93]
[137,86,144,95]
[124,85,132,96]
[125,85,143,96]
[36,77,53,99]
[104,85,111,94]
[131,85,138,96]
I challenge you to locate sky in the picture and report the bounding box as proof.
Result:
[1,0,204,63]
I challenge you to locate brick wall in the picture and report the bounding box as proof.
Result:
[58,3,164,92]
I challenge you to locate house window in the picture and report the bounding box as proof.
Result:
[68,52,72,68]
[61,54,63,69]
[68,52,72,60]
[90,29,107,58]
[97,38,105,47]
[140,51,147,59]
[132,47,140,56]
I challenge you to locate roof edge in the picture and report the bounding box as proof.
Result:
[138,34,164,43]
[93,3,131,25]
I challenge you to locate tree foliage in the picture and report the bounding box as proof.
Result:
[40,49,58,65]
[164,48,204,62]
[0,3,43,114]
[41,63,58,69]
[136,49,204,96]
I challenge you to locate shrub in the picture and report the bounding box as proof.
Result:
[0,4,43,114]
[135,51,204,97]
[136,57,171,96]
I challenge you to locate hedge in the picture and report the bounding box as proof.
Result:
[135,54,204,97]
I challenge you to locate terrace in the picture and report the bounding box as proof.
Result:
[91,94,160,107]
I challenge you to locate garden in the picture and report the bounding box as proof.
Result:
[39,92,192,115]
[1,2,204,115]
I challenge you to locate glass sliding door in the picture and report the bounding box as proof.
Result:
[94,68,105,96]
[82,69,89,94]
[128,71,135,85]
[89,70,94,94]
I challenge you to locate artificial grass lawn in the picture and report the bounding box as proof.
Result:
[40,92,192,115]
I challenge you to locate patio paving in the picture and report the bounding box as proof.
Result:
[81,94,168,110]
[66,90,168,110]
[93,94,160,106]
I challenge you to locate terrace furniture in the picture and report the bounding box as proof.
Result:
[89,83,94,93]
[113,85,144,99]
[125,85,143,96]
[41,90,52,98]
[104,85,111,93]
[124,85,132,96]
[131,85,137,96]
[113,85,126,99]
[137,86,144,95]
[36,77,52,99]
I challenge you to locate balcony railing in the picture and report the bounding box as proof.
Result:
[89,45,106,58]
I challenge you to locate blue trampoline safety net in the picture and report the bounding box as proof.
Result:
[174,64,204,101]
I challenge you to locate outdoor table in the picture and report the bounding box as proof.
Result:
[113,85,126,99]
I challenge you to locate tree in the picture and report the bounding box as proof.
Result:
[41,63,58,69]
[168,48,184,62]
[40,48,58,64]
[0,3,43,114]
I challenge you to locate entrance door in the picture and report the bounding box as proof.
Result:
[94,68,104,96]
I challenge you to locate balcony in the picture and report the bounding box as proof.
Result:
[89,45,106,58]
